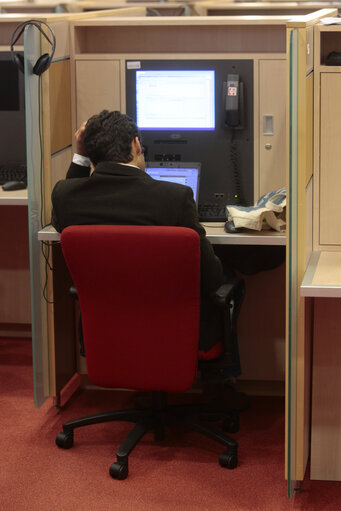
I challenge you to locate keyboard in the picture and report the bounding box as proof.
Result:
[198,203,227,222]
[0,163,27,185]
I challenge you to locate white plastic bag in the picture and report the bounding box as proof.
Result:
[226,188,286,232]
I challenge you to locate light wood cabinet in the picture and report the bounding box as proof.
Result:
[75,60,121,126]
[314,25,341,248]
[305,24,341,481]
[319,73,341,245]
[258,58,286,197]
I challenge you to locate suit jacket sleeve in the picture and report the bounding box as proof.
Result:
[179,188,223,295]
[51,162,91,232]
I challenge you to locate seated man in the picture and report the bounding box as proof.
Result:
[51,110,225,354]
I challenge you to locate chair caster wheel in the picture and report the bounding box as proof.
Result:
[222,414,240,434]
[109,461,129,480]
[219,450,238,469]
[56,430,74,449]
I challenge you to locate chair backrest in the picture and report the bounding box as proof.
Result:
[61,225,201,393]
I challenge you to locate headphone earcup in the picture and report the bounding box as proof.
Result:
[33,53,50,76]
[14,53,25,74]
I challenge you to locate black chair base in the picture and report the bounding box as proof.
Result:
[56,392,238,479]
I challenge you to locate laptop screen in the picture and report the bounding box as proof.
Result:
[145,162,201,204]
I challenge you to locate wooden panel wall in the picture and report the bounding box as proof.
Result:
[51,147,72,189]
[74,25,287,55]
[319,73,341,245]
[49,60,72,155]
[259,58,286,197]
[305,73,314,185]
[75,60,121,125]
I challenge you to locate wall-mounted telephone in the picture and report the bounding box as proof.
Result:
[224,74,246,206]
[224,74,244,129]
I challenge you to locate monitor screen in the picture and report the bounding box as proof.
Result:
[0,53,26,166]
[136,70,215,130]
[145,162,200,203]
[0,61,20,111]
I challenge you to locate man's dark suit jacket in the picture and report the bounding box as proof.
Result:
[51,161,224,351]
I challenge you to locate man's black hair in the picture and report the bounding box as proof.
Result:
[83,110,140,165]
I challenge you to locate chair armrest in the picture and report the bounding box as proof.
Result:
[69,284,78,299]
[212,278,243,308]
[199,276,245,381]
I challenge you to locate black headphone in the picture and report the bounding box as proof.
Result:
[10,19,56,76]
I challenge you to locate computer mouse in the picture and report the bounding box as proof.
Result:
[224,220,242,234]
[2,180,27,191]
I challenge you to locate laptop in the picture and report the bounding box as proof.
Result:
[145,161,201,205]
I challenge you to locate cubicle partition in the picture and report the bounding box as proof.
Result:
[67,14,290,396]
[29,10,332,494]
[285,8,341,487]
[0,1,64,13]
[12,4,338,493]
[286,19,314,495]
[63,1,190,16]
[193,1,341,16]
[0,0,191,16]
[298,22,341,482]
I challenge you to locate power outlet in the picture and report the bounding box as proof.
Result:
[214,193,225,200]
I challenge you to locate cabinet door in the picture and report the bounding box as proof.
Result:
[311,298,341,481]
[76,60,121,126]
[259,59,286,198]
[320,73,341,245]
[0,206,30,324]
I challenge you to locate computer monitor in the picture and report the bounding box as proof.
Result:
[126,59,254,207]
[0,60,20,111]
[136,70,215,131]
[145,162,201,204]
[0,52,26,166]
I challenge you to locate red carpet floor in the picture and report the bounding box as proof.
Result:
[1,337,340,511]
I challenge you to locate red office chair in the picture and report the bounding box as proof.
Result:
[56,225,240,479]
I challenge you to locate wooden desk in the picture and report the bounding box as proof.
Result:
[38,223,286,402]
[38,223,286,245]
[301,251,341,481]
[0,188,28,206]
[0,188,30,332]
[301,251,341,298]
[203,222,286,245]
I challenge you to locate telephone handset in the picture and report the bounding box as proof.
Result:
[224,73,246,206]
[224,74,244,129]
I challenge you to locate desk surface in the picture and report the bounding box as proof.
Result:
[38,223,286,245]
[203,223,286,245]
[301,251,341,297]
[0,188,28,206]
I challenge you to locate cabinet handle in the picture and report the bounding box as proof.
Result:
[263,115,274,135]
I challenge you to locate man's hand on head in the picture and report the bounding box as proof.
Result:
[75,121,87,156]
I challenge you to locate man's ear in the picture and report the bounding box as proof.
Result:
[133,136,142,155]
